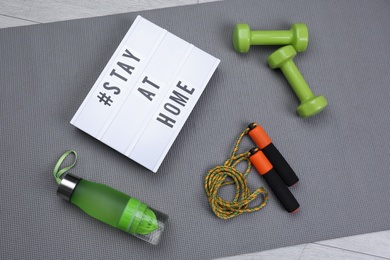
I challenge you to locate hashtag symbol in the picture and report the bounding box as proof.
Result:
[97,92,113,106]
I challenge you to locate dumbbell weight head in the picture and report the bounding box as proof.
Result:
[232,23,251,53]
[232,23,309,53]
[290,23,309,53]
[296,93,327,117]
[267,45,327,118]
[267,45,297,69]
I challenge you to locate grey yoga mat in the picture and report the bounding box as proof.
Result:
[1,0,390,259]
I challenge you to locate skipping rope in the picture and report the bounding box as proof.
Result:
[204,125,268,220]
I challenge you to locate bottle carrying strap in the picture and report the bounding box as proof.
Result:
[53,150,78,184]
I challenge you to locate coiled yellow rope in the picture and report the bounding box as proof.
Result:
[204,127,268,220]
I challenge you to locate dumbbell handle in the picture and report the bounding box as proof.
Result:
[251,30,294,45]
[279,60,314,103]
[250,149,300,213]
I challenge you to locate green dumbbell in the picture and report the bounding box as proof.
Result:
[267,45,327,118]
[233,23,309,53]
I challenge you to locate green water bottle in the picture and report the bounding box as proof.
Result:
[57,173,168,245]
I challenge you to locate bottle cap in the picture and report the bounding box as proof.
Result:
[57,173,82,201]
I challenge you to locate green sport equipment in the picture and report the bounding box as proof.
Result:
[54,150,168,245]
[233,23,309,53]
[267,45,327,118]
